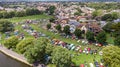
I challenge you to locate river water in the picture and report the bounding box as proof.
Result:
[0,52,31,67]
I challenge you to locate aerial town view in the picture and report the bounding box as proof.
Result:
[0,0,120,67]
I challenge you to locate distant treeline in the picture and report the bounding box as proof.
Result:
[0,9,43,19]
[86,2,120,10]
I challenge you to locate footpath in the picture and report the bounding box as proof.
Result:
[0,45,32,67]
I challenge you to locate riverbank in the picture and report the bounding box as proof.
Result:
[0,45,32,67]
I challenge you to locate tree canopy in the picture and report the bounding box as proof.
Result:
[0,20,14,33]
[74,28,82,38]
[24,38,49,63]
[96,31,106,44]
[46,23,51,30]
[4,36,20,49]
[16,38,35,54]
[86,31,95,42]
[63,25,70,35]
[46,6,56,15]
[52,46,71,67]
[102,46,120,67]
[114,36,120,46]
[55,24,61,32]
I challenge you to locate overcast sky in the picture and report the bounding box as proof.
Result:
[0,0,119,2]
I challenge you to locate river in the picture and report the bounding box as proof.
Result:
[0,51,31,67]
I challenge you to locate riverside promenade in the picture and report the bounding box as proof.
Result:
[0,45,32,67]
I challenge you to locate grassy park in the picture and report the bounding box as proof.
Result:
[1,14,103,67]
[2,14,52,23]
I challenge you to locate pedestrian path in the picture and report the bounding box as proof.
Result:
[0,45,32,66]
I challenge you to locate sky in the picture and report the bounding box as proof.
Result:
[0,0,120,2]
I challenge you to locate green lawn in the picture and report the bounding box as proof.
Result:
[2,14,53,23]
[72,53,101,66]
[106,34,114,44]
[31,24,80,45]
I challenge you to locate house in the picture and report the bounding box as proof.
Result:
[77,22,102,35]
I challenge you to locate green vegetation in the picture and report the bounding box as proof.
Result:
[92,9,103,19]
[0,8,43,19]
[114,36,120,46]
[72,53,101,65]
[63,25,70,35]
[0,20,14,33]
[86,31,95,42]
[102,46,120,67]
[55,24,61,32]
[24,38,49,63]
[45,44,55,56]
[31,24,79,45]
[3,14,53,22]
[3,36,20,49]
[74,28,82,38]
[96,31,107,44]
[101,12,119,21]
[16,38,35,54]
[87,2,120,10]
[52,46,71,67]
[46,6,56,15]
[46,23,51,30]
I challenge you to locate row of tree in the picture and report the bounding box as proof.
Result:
[47,23,107,44]
[0,9,43,18]
[3,36,71,67]
[47,23,120,46]
[0,20,14,33]
[92,11,119,21]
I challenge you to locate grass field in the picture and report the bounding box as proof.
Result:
[2,14,53,23]
[72,53,101,66]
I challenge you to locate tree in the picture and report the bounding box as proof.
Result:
[112,22,120,37]
[0,12,3,18]
[16,38,34,54]
[92,10,103,19]
[24,38,48,63]
[0,20,14,33]
[45,44,54,56]
[114,36,120,46]
[102,22,113,33]
[8,11,15,18]
[46,6,56,15]
[74,12,81,16]
[2,11,11,18]
[96,31,106,44]
[26,8,42,16]
[111,12,119,20]
[74,28,82,38]
[102,46,120,67]
[101,14,113,21]
[63,25,70,35]
[55,24,61,32]
[52,46,71,67]
[112,22,120,32]
[86,31,95,42]
[46,23,51,30]
[4,36,20,49]
[49,18,55,23]
[15,11,26,17]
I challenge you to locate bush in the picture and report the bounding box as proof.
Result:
[4,36,20,49]
[0,20,14,33]
[16,38,34,54]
